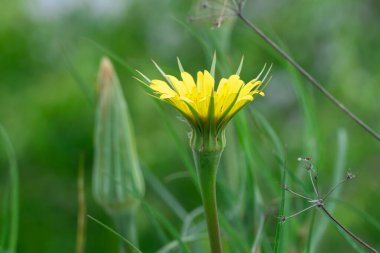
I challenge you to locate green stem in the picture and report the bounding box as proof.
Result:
[193,149,223,253]
[112,210,138,253]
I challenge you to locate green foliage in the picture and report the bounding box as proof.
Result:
[0,126,19,253]
[0,0,379,252]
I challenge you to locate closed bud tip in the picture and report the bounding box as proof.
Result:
[93,56,145,215]
[98,57,115,93]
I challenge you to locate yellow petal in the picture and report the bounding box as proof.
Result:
[181,72,196,93]
[203,70,215,95]
[166,75,187,96]
[150,80,177,98]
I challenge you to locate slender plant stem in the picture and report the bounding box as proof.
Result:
[286,188,313,201]
[237,13,380,143]
[321,206,378,253]
[193,150,223,253]
[113,210,138,253]
[323,178,347,201]
[274,154,287,253]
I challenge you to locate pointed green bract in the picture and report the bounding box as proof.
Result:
[210,52,217,78]
[177,57,185,73]
[235,55,245,75]
[152,60,177,91]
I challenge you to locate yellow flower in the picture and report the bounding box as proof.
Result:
[137,57,271,151]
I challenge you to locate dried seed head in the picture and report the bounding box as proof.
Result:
[298,156,313,162]
[346,170,356,180]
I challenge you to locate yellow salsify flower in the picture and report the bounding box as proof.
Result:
[137,57,272,253]
[137,57,271,152]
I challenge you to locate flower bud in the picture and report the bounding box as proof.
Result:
[92,57,144,215]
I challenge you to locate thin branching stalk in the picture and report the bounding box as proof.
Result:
[321,206,378,253]
[283,159,378,253]
[235,11,380,142]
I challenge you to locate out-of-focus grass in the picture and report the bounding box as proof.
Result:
[0,126,19,253]
[0,0,379,252]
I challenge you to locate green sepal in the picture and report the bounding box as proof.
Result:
[216,85,243,132]
[177,57,185,73]
[152,60,178,92]
[235,55,245,75]
[210,52,216,78]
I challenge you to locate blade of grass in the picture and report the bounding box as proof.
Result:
[153,102,198,183]
[305,209,316,253]
[142,165,188,220]
[0,187,9,248]
[237,13,380,143]
[233,113,257,236]
[82,38,135,75]
[88,215,143,253]
[181,206,203,237]
[310,129,348,253]
[250,214,266,253]
[0,125,18,253]
[156,233,207,253]
[330,199,380,233]
[219,215,250,253]
[274,147,287,253]
[61,45,95,106]
[142,202,192,253]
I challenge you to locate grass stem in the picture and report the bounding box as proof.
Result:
[237,13,380,143]
[321,206,378,253]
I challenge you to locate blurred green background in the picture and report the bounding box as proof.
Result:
[0,0,379,252]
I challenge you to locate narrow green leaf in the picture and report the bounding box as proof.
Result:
[88,215,143,253]
[310,129,347,252]
[250,214,266,253]
[220,215,250,253]
[142,202,192,253]
[156,234,207,253]
[0,126,19,253]
[142,166,188,220]
[181,206,203,236]
[274,149,287,253]
[305,210,316,253]
[82,37,135,75]
[153,102,197,183]
[61,45,95,106]
[0,187,9,248]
